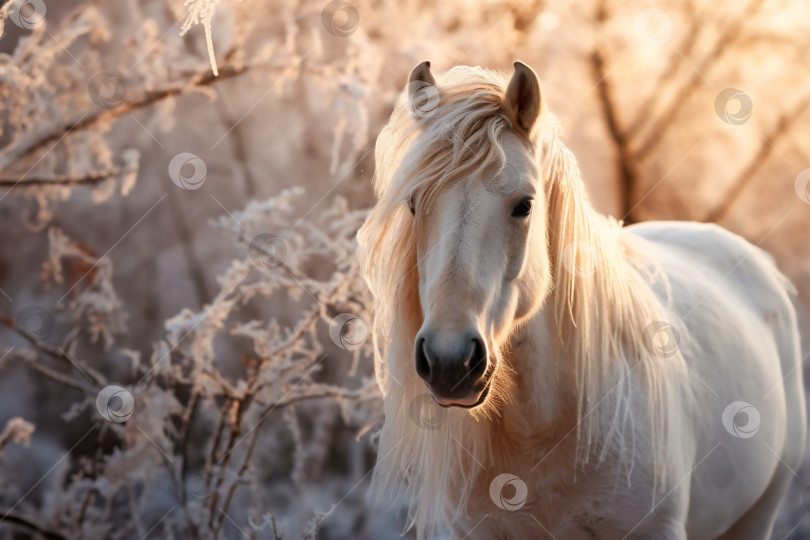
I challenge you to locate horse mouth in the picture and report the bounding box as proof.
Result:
[431,375,493,409]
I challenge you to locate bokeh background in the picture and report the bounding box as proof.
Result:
[1,0,809,538]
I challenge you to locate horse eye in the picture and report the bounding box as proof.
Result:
[408,195,416,215]
[511,198,533,218]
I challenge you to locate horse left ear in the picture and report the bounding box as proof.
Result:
[504,61,542,137]
[408,61,436,98]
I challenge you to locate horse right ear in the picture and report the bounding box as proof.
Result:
[407,61,439,117]
[504,61,542,138]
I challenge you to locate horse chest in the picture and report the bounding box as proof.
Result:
[454,447,659,540]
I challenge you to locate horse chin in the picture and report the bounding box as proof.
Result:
[432,377,492,409]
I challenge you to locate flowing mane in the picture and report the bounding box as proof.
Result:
[358,66,697,538]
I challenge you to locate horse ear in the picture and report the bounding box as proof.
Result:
[407,61,440,118]
[408,61,436,97]
[504,61,542,137]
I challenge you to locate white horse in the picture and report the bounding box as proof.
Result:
[358,61,806,540]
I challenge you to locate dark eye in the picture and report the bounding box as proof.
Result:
[511,198,533,218]
[408,195,416,215]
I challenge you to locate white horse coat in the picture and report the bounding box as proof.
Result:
[358,61,805,540]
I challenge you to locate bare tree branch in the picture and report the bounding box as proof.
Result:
[0,164,136,189]
[0,314,102,391]
[0,510,66,540]
[704,92,810,223]
[591,0,640,223]
[626,1,701,135]
[0,60,280,175]
[632,0,766,160]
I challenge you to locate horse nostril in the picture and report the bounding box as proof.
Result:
[415,336,432,382]
[468,336,487,379]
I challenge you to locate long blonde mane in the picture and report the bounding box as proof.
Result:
[358,66,695,538]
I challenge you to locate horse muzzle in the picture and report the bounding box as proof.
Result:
[414,328,491,407]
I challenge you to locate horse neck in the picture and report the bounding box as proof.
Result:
[490,307,580,447]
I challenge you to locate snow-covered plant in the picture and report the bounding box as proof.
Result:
[0,189,381,538]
